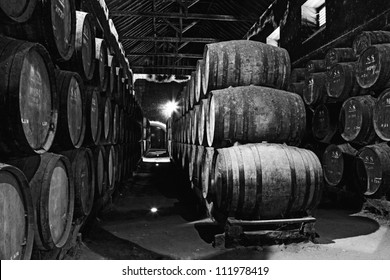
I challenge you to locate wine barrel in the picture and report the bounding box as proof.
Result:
[181,144,191,172]
[290,68,306,83]
[212,143,323,220]
[111,103,120,144]
[306,59,326,74]
[0,0,75,61]
[83,86,101,146]
[353,31,390,56]
[312,103,342,143]
[188,145,197,182]
[195,59,205,102]
[115,67,124,103]
[355,143,390,197]
[373,88,390,141]
[356,44,390,91]
[202,40,290,94]
[61,148,95,218]
[201,147,216,200]
[303,72,327,107]
[108,55,118,97]
[191,105,200,145]
[9,153,74,250]
[326,62,362,102]
[92,145,106,198]
[189,72,196,109]
[206,85,306,148]
[100,97,112,145]
[339,95,376,145]
[52,70,85,150]
[0,164,34,260]
[0,0,36,23]
[322,144,358,187]
[115,145,123,183]
[187,111,193,144]
[192,145,205,189]
[325,48,357,70]
[94,38,109,92]
[104,145,116,193]
[0,37,58,156]
[197,98,209,146]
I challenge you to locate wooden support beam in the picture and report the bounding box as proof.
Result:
[110,11,257,22]
[127,53,202,58]
[161,18,181,33]
[121,36,218,43]
[183,21,199,33]
[132,65,196,70]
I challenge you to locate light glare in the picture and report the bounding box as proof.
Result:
[162,100,179,117]
[150,207,158,213]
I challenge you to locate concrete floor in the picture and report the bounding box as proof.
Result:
[78,160,390,260]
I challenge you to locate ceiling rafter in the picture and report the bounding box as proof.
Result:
[127,53,202,58]
[121,36,218,43]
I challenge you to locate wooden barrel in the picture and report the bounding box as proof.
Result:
[195,59,205,102]
[181,144,190,172]
[115,145,123,183]
[353,31,390,56]
[325,48,357,70]
[212,143,323,220]
[189,72,196,109]
[52,70,85,150]
[197,98,208,146]
[355,142,390,197]
[100,97,112,144]
[0,164,34,260]
[83,86,101,146]
[356,44,390,91]
[322,144,358,187]
[373,88,390,141]
[0,0,37,23]
[191,105,200,145]
[9,153,74,250]
[108,55,118,97]
[306,59,326,74]
[188,145,197,182]
[92,145,106,198]
[339,95,376,145]
[303,72,327,107]
[202,40,290,94]
[312,103,342,143]
[290,68,306,83]
[0,37,58,156]
[0,0,75,61]
[119,109,125,144]
[94,38,109,92]
[61,148,95,218]
[206,85,306,148]
[201,147,216,200]
[104,145,116,192]
[111,103,120,145]
[115,67,124,103]
[187,111,193,144]
[325,62,362,102]
[192,145,205,189]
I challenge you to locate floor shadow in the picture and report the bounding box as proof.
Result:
[205,247,271,260]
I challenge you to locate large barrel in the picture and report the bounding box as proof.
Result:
[312,103,342,143]
[322,144,358,187]
[355,143,390,198]
[202,40,290,94]
[0,0,37,23]
[60,11,95,80]
[0,37,58,156]
[0,164,34,260]
[52,70,85,150]
[339,95,376,145]
[0,0,76,61]
[115,67,124,102]
[206,85,306,148]
[187,111,193,144]
[94,38,109,92]
[197,98,208,146]
[373,88,390,141]
[356,44,390,91]
[353,31,390,56]
[100,97,112,144]
[9,153,74,250]
[108,55,118,97]
[189,73,196,110]
[84,86,101,146]
[211,143,323,220]
[201,147,216,200]
[195,59,205,102]
[92,145,106,198]
[111,103,120,144]
[104,145,116,192]
[191,105,200,145]
[191,145,205,189]
[61,148,95,219]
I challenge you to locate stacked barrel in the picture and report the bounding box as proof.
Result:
[0,1,142,260]
[291,30,390,202]
[169,40,324,222]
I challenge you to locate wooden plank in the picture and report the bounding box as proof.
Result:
[227,216,316,226]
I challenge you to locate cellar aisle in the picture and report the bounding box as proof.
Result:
[78,161,390,260]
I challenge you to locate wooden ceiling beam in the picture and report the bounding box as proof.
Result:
[127,53,203,58]
[121,36,217,43]
[132,65,196,70]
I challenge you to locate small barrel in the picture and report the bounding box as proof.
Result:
[104,145,116,193]
[211,143,323,220]
[0,0,76,61]
[197,98,209,146]
[0,0,37,23]
[52,70,85,150]
[0,164,34,260]
[353,31,390,56]
[100,97,112,145]
[0,37,58,156]
[355,143,390,197]
[322,144,358,187]
[202,40,290,94]
[94,38,109,92]
[206,85,306,148]
[303,72,327,107]
[325,48,357,70]
[61,148,95,219]
[9,153,74,250]
[306,59,326,74]
[312,103,342,143]
[92,145,106,198]
[195,59,205,102]
[339,95,376,145]
[356,44,390,91]
[83,86,101,146]
[373,88,390,141]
